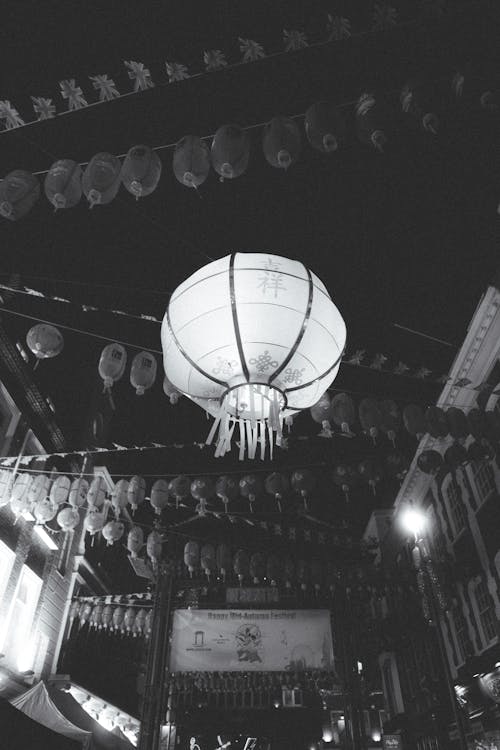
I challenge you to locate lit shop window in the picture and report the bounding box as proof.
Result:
[0,564,42,671]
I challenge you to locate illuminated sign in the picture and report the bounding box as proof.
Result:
[383,735,403,749]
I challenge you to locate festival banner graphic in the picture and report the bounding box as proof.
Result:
[169,609,334,672]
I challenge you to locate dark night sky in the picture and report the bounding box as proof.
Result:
[0,0,499,587]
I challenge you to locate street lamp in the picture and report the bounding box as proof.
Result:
[400,506,468,750]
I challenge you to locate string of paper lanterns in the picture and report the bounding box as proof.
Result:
[2,75,499,221]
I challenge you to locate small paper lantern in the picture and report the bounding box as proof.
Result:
[130,351,157,396]
[310,560,323,593]
[26,324,64,360]
[34,497,57,525]
[99,343,127,398]
[358,459,382,494]
[445,407,469,441]
[146,530,163,565]
[417,449,443,475]
[173,135,210,189]
[262,116,301,170]
[239,474,262,512]
[44,159,82,210]
[304,101,346,153]
[380,399,401,447]
[121,145,162,199]
[144,610,153,638]
[284,556,295,589]
[68,600,80,625]
[400,77,440,134]
[359,398,382,443]
[403,404,427,440]
[28,474,51,506]
[101,604,114,630]
[355,93,392,152]
[266,554,282,586]
[69,478,89,508]
[128,475,146,513]
[79,602,93,627]
[111,606,125,632]
[90,604,104,630]
[87,476,106,508]
[211,124,250,181]
[310,393,334,437]
[333,464,358,500]
[57,506,81,531]
[123,607,136,633]
[82,152,121,208]
[162,253,345,459]
[127,526,144,557]
[168,475,190,509]
[215,475,239,513]
[249,552,266,583]
[133,608,147,637]
[233,549,249,584]
[184,540,199,576]
[10,473,32,516]
[265,472,289,512]
[297,560,310,591]
[425,406,449,438]
[216,543,231,581]
[102,520,125,546]
[467,408,488,440]
[111,478,129,517]
[191,477,214,517]
[331,393,356,437]
[84,508,106,535]
[163,376,181,404]
[50,475,71,506]
[0,170,40,221]
[200,543,216,579]
[467,439,495,462]
[444,442,468,471]
[150,479,169,515]
[291,469,316,509]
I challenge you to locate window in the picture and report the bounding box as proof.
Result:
[0,564,42,671]
[475,579,497,644]
[452,608,469,664]
[446,480,467,535]
[472,461,496,503]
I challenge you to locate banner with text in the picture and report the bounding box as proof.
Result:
[169,609,334,672]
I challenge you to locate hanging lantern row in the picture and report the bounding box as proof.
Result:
[68,598,153,637]
[3,77,499,220]
[311,394,500,447]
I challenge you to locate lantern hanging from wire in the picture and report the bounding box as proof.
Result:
[146,530,163,567]
[310,393,334,437]
[44,159,82,210]
[239,474,262,512]
[90,604,104,630]
[262,116,301,170]
[333,464,358,501]
[87,476,106,509]
[266,554,282,586]
[28,474,51,507]
[215,475,239,513]
[121,145,162,199]
[127,526,144,558]
[191,477,214,517]
[310,560,323,594]
[57,506,81,531]
[50,475,71,506]
[127,475,145,514]
[26,324,64,362]
[69,478,89,508]
[184,540,199,577]
[163,375,181,404]
[446,407,469,442]
[284,556,295,589]
[355,93,392,153]
[357,459,382,495]
[331,393,356,437]
[101,604,114,630]
[233,549,249,585]
[291,469,316,509]
[173,135,210,190]
[133,608,147,637]
[102,519,125,546]
[83,508,106,536]
[467,408,488,440]
[359,398,382,444]
[380,399,401,447]
[111,478,129,517]
[400,77,440,134]
[304,101,346,153]
[425,406,448,438]
[99,343,127,409]
[444,442,468,473]
[0,170,40,221]
[130,351,157,396]
[216,543,231,581]
[82,152,122,208]
[403,404,427,440]
[34,497,57,525]
[210,125,250,181]
[168,475,190,509]
[250,552,266,584]
[162,253,346,459]
[123,607,136,634]
[265,472,289,512]
[417,449,444,475]
[79,602,93,628]
[150,479,169,515]
[111,606,125,632]
[201,543,216,580]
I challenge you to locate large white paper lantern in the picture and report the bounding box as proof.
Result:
[161,252,346,458]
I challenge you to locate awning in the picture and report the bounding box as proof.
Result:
[0,696,81,750]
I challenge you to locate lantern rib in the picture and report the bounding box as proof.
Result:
[270,263,314,384]
[229,252,250,382]
[285,348,344,393]
[165,305,228,388]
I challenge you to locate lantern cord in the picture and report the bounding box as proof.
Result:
[393,323,457,348]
